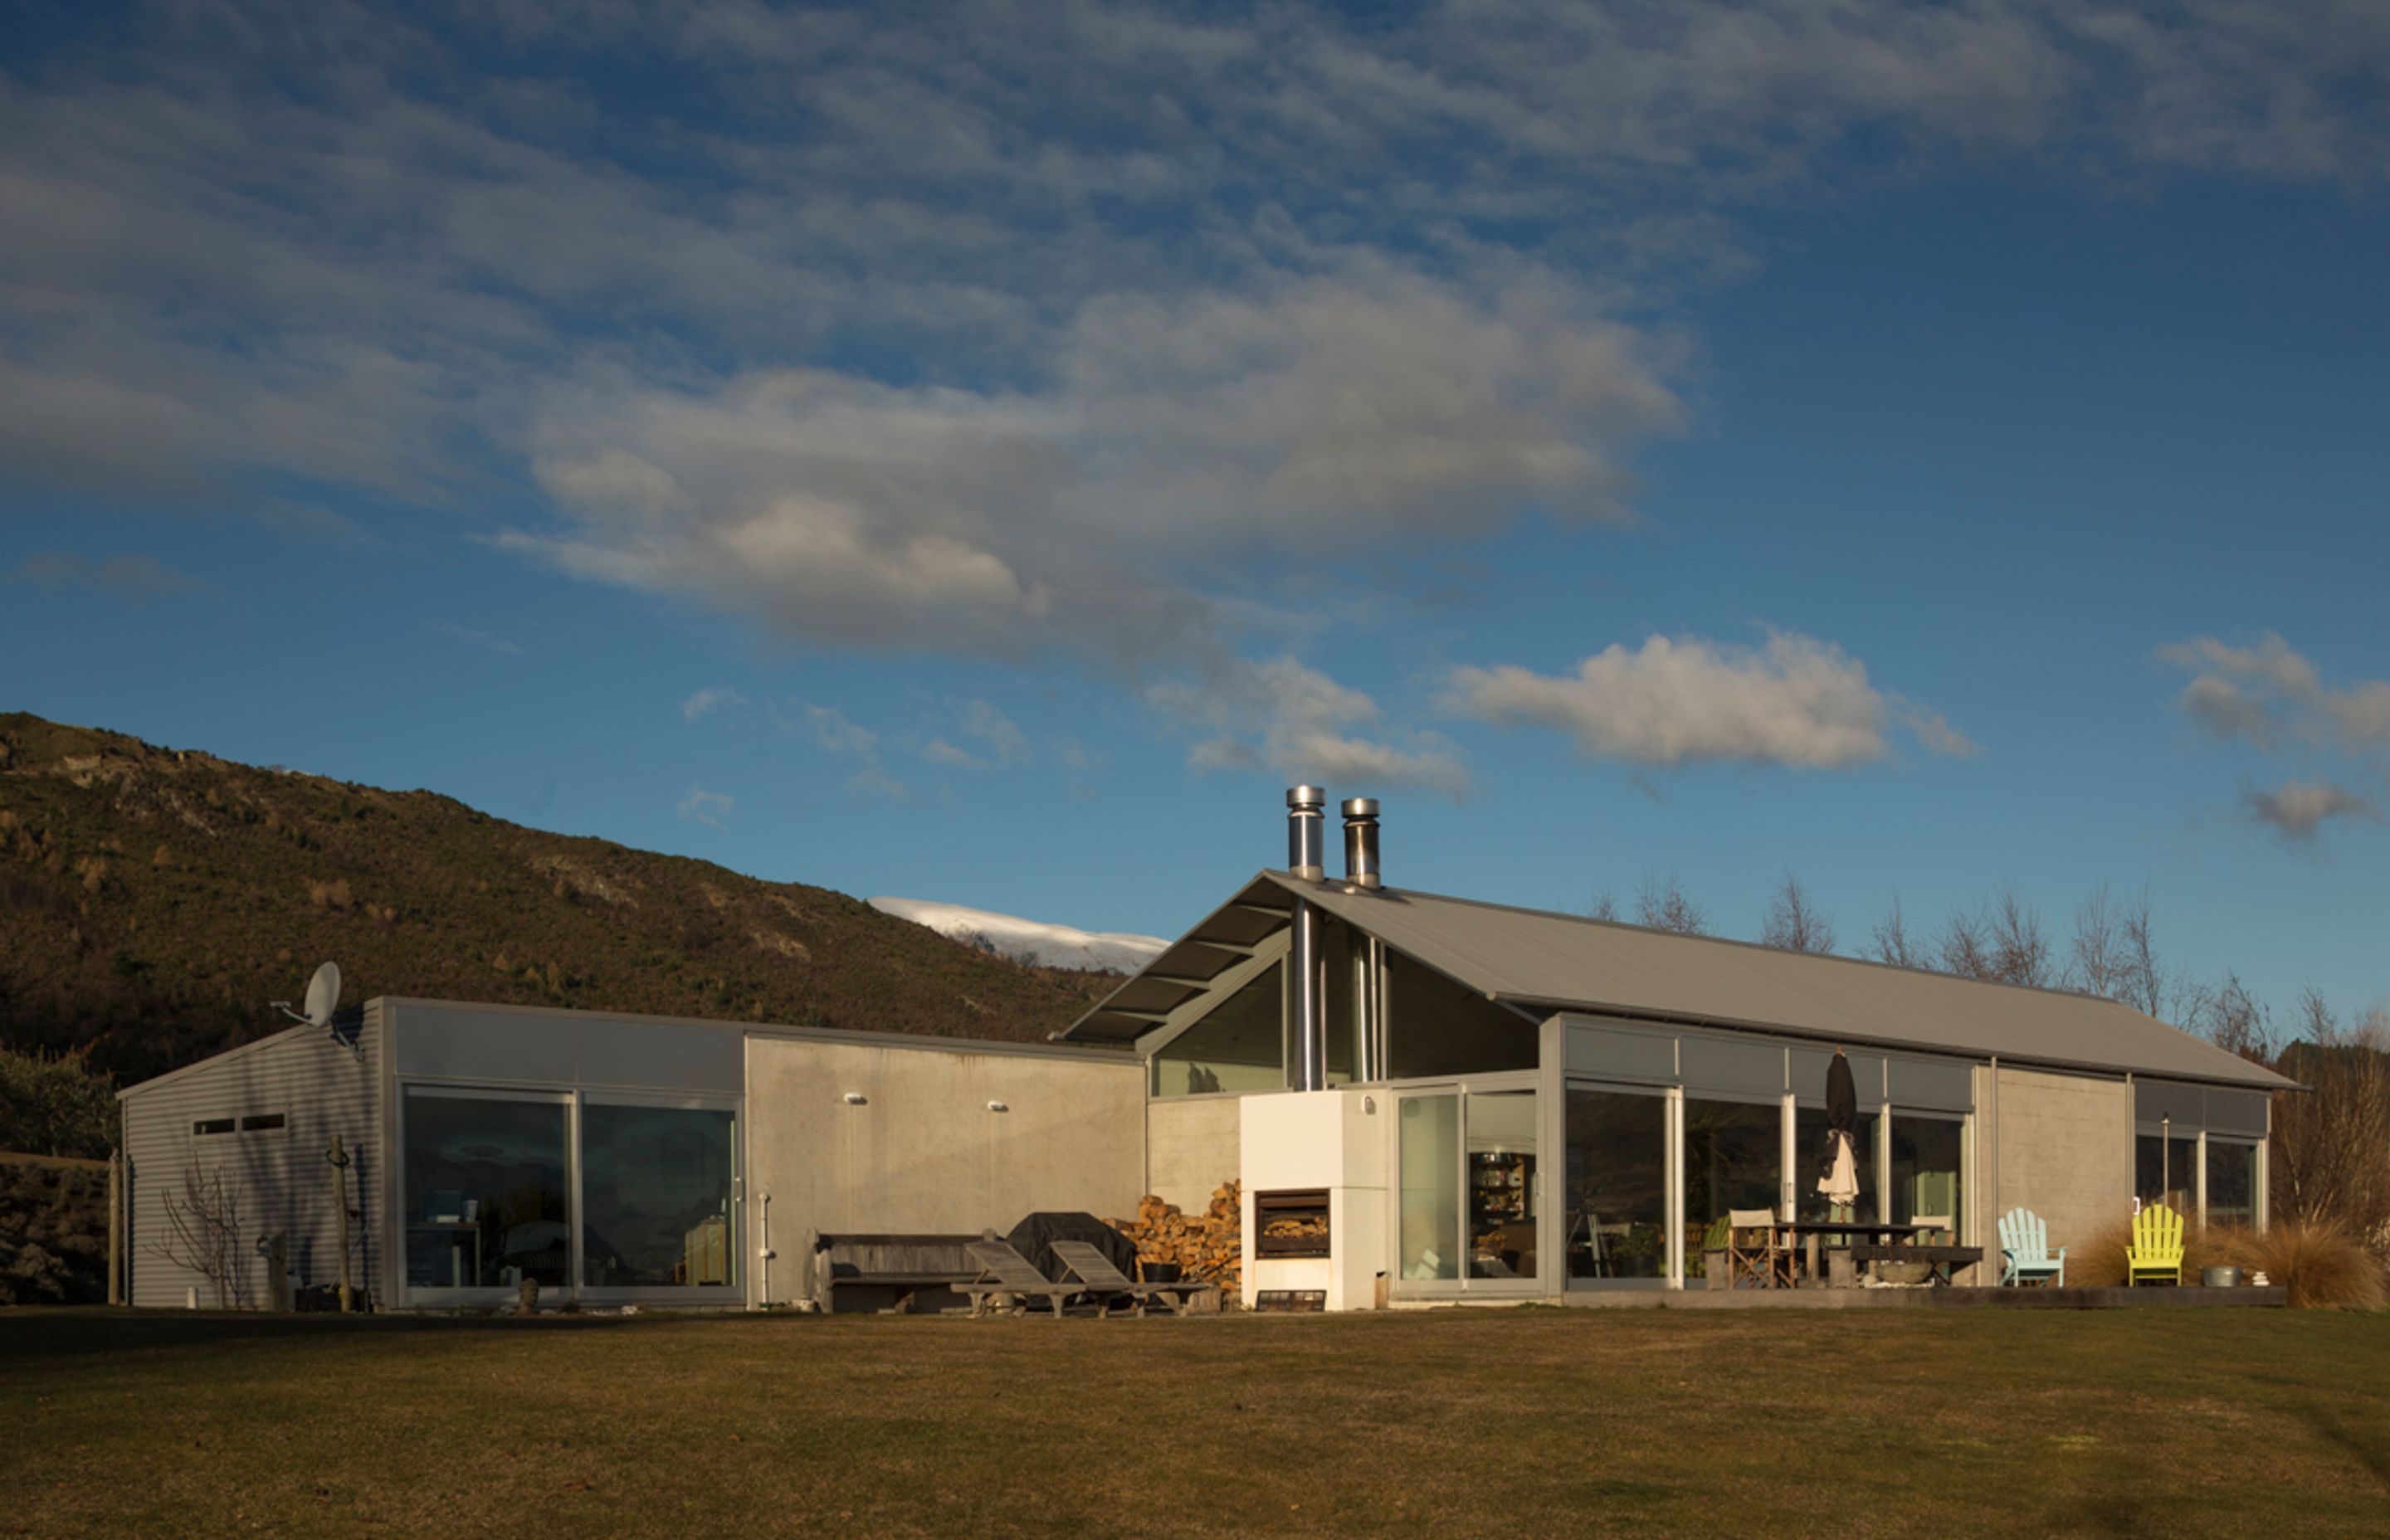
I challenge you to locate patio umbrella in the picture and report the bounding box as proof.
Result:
[1817,1048,1862,1208]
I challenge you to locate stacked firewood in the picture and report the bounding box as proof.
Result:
[1112,1181,1243,1292]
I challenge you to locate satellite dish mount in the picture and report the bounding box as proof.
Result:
[271,962,348,1049]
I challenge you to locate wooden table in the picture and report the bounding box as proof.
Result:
[1775,1221,1941,1285]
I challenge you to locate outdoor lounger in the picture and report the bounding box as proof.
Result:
[958,1239,1089,1318]
[1046,1239,1212,1317]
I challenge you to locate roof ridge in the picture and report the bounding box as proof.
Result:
[1261,869,2158,1020]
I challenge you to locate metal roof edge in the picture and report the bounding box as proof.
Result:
[117,1016,336,1100]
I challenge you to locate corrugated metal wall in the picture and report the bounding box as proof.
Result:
[120,1001,384,1309]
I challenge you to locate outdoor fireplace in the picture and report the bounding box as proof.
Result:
[1254,1188,1331,1258]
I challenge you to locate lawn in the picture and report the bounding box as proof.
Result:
[4,1305,2387,1538]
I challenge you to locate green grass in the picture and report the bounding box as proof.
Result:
[4,1305,2388,1538]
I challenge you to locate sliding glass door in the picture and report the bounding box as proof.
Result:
[1393,1079,1539,1296]
[402,1085,739,1306]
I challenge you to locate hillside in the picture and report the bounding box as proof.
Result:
[0,713,1121,1084]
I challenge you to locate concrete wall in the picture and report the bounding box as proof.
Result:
[744,1036,1144,1304]
[1238,1089,1388,1310]
[1145,1096,1242,1211]
[120,1002,383,1310]
[1995,1066,2132,1256]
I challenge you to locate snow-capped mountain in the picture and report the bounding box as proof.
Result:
[868,896,1168,975]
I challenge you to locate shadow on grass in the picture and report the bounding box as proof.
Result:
[0,1305,797,1362]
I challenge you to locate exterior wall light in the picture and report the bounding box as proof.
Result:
[987,1100,1009,1113]
[842,1092,868,1106]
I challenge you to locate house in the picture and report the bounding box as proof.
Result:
[116,787,2289,1310]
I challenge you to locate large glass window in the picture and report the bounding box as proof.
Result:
[1564,1089,1668,1281]
[1152,962,1284,1096]
[581,1104,737,1289]
[1684,1098,1782,1271]
[1397,1093,1461,1280]
[1794,1104,1880,1223]
[2134,1130,2198,1215]
[2207,1140,2256,1228]
[403,1093,569,1291]
[1466,1091,1537,1279]
[1890,1114,1963,1230]
[1387,952,1538,1079]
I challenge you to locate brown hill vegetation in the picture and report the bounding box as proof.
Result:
[0,713,1118,1084]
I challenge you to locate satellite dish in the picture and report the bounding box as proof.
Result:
[272,962,342,1030]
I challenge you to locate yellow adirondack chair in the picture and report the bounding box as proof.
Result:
[2127,1204,2184,1285]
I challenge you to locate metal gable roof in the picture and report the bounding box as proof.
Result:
[1063,870,2293,1092]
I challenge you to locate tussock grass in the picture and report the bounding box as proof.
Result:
[2067,1213,2388,1308]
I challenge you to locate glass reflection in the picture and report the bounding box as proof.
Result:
[1398,1094,1460,1280]
[1564,1089,1667,1281]
[404,1094,568,1289]
[2134,1132,2198,1215]
[1890,1114,1963,1229]
[582,1104,737,1288]
[2207,1140,2256,1227]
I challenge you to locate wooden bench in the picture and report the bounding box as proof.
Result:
[806,1231,984,1313]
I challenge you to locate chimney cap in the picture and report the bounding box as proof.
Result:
[1341,797,1379,818]
[1287,784,1327,809]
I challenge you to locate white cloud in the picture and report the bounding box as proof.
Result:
[680,686,746,721]
[677,787,734,828]
[1446,631,1969,768]
[509,265,1676,665]
[1149,656,1471,799]
[2244,780,2379,841]
[2161,633,2390,753]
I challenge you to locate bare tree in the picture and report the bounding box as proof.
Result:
[2067,882,2129,999]
[1759,871,1836,953]
[1985,889,2053,987]
[1936,905,1996,980]
[2197,971,2274,1063]
[149,1165,246,1309]
[2269,992,2390,1250]
[1866,896,1920,969]
[2117,888,2180,1021]
[1635,874,1710,936]
[1584,889,1618,923]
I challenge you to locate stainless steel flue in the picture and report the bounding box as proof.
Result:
[1286,784,1326,879]
[1285,786,1326,1092]
[1341,797,1380,889]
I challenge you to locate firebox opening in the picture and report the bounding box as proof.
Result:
[1255,1187,1331,1259]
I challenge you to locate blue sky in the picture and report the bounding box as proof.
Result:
[5,1,2387,1026]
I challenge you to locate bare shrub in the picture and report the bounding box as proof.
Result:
[150,1165,246,1309]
